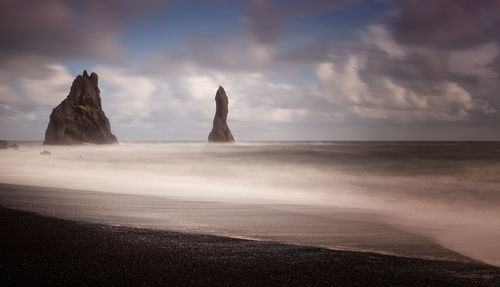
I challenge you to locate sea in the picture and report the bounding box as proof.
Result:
[0,141,499,266]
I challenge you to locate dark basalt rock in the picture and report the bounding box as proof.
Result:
[208,86,235,143]
[8,144,19,151]
[44,70,117,145]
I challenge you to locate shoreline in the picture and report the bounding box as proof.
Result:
[0,183,476,264]
[1,206,499,286]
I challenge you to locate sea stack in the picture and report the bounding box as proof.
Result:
[208,86,235,143]
[44,70,117,145]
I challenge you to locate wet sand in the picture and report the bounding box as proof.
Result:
[1,184,500,285]
[0,183,472,262]
[1,206,500,286]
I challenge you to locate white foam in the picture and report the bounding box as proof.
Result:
[0,141,499,266]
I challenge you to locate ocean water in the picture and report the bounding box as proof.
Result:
[0,141,499,266]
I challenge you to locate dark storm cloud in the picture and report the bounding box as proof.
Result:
[285,0,357,18]
[364,49,449,83]
[276,40,331,63]
[391,0,500,49]
[489,55,500,78]
[313,31,497,124]
[243,0,284,45]
[361,47,480,90]
[146,31,330,75]
[242,0,351,45]
[0,0,168,61]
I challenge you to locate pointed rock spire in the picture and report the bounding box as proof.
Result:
[44,70,117,145]
[208,86,235,143]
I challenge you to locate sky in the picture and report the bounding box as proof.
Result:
[1,0,500,141]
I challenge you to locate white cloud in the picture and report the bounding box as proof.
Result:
[0,104,37,121]
[381,78,427,109]
[314,54,494,122]
[20,64,73,106]
[315,56,369,105]
[180,74,221,119]
[178,67,308,124]
[251,43,274,62]
[181,75,220,100]
[269,108,308,122]
[308,24,497,123]
[362,25,405,58]
[0,76,19,104]
[94,66,164,120]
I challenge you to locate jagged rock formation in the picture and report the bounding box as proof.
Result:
[208,86,235,143]
[44,70,117,145]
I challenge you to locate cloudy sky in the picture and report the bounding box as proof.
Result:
[1,0,500,141]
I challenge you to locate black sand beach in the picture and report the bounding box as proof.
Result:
[1,206,499,286]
